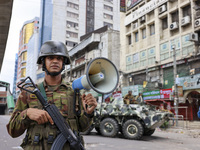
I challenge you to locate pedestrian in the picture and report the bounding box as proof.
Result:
[6,41,97,149]
[135,93,144,104]
[123,90,137,105]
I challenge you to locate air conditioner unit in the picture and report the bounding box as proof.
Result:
[170,22,178,30]
[104,15,107,18]
[66,34,70,38]
[133,22,138,29]
[159,4,167,14]
[181,16,191,26]
[189,33,198,42]
[140,16,145,22]
[67,24,71,28]
[195,18,200,27]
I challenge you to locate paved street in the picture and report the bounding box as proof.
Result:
[1,115,200,150]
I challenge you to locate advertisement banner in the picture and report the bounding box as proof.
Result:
[143,90,160,100]
[113,91,122,99]
[160,88,172,99]
[120,0,126,12]
[127,0,142,11]
[122,85,143,97]
[178,74,200,90]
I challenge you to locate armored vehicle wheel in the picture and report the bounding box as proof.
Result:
[143,129,155,136]
[80,125,94,135]
[122,119,144,140]
[100,118,119,137]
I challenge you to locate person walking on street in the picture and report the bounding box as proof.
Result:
[7,41,97,149]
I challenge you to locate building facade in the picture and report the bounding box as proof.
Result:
[12,53,18,102]
[37,0,121,82]
[120,0,200,120]
[16,17,39,97]
[65,26,120,83]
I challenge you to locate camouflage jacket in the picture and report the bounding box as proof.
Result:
[6,79,93,149]
[124,94,135,100]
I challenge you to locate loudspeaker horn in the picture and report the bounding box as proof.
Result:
[72,57,119,94]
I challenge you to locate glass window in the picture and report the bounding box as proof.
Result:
[104,22,113,28]
[104,13,113,20]
[171,11,179,22]
[21,68,26,78]
[128,35,131,45]
[135,32,138,42]
[66,31,78,38]
[142,28,146,39]
[150,24,155,35]
[162,17,168,30]
[104,5,113,11]
[182,5,191,17]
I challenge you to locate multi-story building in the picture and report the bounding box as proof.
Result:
[37,0,120,82]
[16,17,39,97]
[65,26,120,81]
[120,0,200,121]
[12,53,18,102]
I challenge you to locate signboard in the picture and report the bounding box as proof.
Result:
[125,0,168,25]
[160,88,172,99]
[143,90,160,100]
[120,0,126,12]
[178,74,200,90]
[113,91,122,99]
[122,85,143,97]
[126,0,143,11]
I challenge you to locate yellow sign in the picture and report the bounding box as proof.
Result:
[143,81,147,88]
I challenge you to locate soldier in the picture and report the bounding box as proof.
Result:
[123,90,137,105]
[6,41,97,149]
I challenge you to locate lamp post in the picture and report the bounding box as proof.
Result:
[172,45,179,126]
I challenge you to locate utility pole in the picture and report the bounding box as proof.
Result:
[172,45,179,126]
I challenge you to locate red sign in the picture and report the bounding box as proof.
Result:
[113,91,122,99]
[160,89,172,99]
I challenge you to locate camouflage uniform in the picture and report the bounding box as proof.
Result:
[123,94,136,105]
[7,79,93,150]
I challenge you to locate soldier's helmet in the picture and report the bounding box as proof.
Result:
[37,40,70,65]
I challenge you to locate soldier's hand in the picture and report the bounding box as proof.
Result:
[27,108,54,125]
[82,93,97,114]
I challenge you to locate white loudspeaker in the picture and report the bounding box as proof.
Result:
[72,57,119,94]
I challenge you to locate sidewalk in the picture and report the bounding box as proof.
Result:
[159,127,200,138]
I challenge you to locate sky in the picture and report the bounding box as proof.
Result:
[0,0,41,92]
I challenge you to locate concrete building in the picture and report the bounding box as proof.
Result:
[120,0,200,120]
[65,26,120,84]
[12,53,18,102]
[16,17,39,97]
[37,0,120,82]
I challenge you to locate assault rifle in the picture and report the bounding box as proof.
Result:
[17,76,85,150]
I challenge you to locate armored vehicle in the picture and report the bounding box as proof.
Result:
[82,98,174,140]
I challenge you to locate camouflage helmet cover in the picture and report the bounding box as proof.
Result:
[37,40,70,64]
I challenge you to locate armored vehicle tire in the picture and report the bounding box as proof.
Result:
[100,118,119,137]
[143,129,155,136]
[122,119,144,140]
[80,125,94,135]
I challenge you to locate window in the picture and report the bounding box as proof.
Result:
[67,11,79,19]
[150,24,155,35]
[162,17,168,30]
[67,2,79,10]
[104,5,113,11]
[128,35,131,45]
[104,13,113,20]
[66,41,77,47]
[171,11,179,22]
[142,28,146,39]
[135,32,138,42]
[21,51,27,61]
[182,5,191,17]
[104,0,113,3]
[66,21,78,28]
[66,31,78,38]
[104,22,113,28]
[21,68,26,78]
